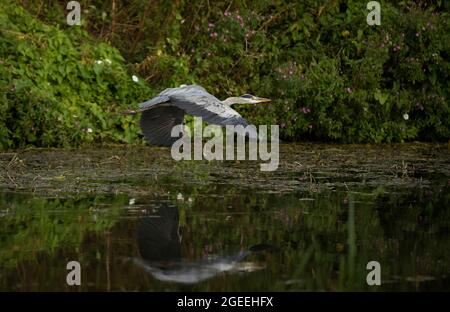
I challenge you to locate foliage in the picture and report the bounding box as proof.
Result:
[173,0,450,143]
[0,1,152,148]
[1,0,449,148]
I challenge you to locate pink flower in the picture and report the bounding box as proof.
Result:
[308,124,313,129]
[235,15,244,27]
[299,107,311,114]
[345,87,353,94]
[208,22,214,28]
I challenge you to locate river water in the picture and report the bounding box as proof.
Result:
[0,143,449,291]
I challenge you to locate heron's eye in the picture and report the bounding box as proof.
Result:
[241,94,253,99]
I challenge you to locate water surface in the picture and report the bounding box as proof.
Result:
[0,143,449,291]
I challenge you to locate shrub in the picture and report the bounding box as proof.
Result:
[171,1,450,143]
[1,0,449,148]
[0,1,152,148]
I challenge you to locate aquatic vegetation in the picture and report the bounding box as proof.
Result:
[0,193,125,269]
[0,143,449,290]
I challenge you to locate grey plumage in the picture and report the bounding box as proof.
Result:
[140,106,185,146]
[126,84,270,147]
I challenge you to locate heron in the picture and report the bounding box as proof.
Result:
[123,84,271,146]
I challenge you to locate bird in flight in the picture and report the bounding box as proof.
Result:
[123,84,271,146]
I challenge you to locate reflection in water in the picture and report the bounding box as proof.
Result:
[136,203,181,262]
[133,203,253,284]
[0,168,449,290]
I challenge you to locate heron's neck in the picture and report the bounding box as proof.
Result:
[222,97,244,105]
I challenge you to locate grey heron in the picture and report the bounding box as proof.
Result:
[123,84,271,146]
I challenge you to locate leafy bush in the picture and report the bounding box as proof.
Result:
[171,1,449,143]
[0,1,152,148]
[1,0,449,148]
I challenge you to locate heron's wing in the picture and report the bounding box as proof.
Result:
[137,204,181,261]
[162,85,250,127]
[121,95,171,115]
[138,85,205,111]
[138,95,170,110]
[140,106,185,147]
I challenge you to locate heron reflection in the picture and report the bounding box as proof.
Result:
[133,202,253,284]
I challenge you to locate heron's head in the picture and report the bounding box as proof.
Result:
[238,94,271,104]
[222,94,271,106]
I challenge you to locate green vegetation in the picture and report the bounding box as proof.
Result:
[0,1,151,148]
[1,1,449,148]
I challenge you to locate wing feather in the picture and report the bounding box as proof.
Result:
[135,85,257,146]
[160,85,250,127]
[138,95,170,110]
[140,106,185,146]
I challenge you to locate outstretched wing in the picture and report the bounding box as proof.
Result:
[134,85,257,146]
[161,85,250,127]
[121,95,170,115]
[140,106,185,146]
[139,95,170,110]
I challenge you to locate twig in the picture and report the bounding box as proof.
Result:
[111,0,117,38]
[7,171,18,188]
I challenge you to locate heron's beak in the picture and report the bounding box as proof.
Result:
[254,97,271,104]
